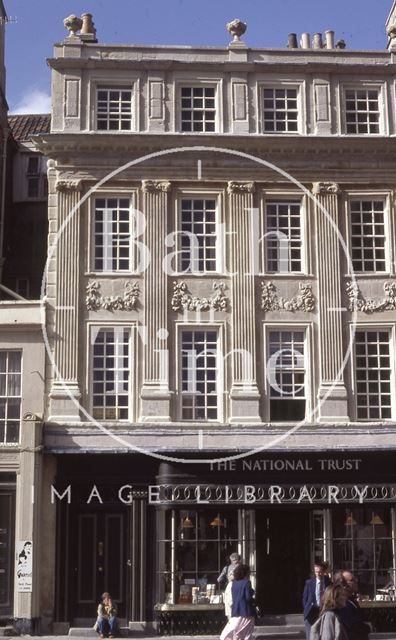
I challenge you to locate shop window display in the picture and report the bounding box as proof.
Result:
[332,507,395,600]
[157,509,242,605]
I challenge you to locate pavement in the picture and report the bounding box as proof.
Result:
[1,634,396,640]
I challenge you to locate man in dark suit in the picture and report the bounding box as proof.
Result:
[302,561,331,640]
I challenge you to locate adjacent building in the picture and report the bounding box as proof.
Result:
[3,5,396,634]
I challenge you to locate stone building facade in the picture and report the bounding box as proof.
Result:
[3,7,396,633]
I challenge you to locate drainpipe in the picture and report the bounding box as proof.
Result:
[0,125,9,284]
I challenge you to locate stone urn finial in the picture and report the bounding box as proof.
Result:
[63,14,83,36]
[387,23,396,48]
[226,19,247,43]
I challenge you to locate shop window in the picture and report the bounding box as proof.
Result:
[96,88,133,131]
[181,86,216,133]
[180,330,218,421]
[332,507,395,600]
[93,197,133,272]
[349,200,387,272]
[157,509,240,604]
[355,331,392,420]
[265,200,302,273]
[0,351,22,445]
[344,89,380,134]
[91,327,130,420]
[179,199,218,273]
[263,87,299,133]
[267,330,306,421]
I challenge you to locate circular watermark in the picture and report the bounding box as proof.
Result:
[41,145,358,465]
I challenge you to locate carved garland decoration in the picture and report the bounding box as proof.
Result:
[171,281,228,312]
[261,281,315,312]
[346,280,396,313]
[86,281,140,311]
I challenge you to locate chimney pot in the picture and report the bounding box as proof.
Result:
[300,33,310,49]
[287,33,298,48]
[325,30,335,49]
[336,39,346,49]
[312,32,323,49]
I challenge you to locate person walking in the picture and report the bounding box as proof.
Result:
[332,571,370,640]
[217,552,241,591]
[220,563,256,640]
[303,562,332,639]
[310,584,349,640]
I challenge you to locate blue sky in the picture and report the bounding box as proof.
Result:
[6,0,394,114]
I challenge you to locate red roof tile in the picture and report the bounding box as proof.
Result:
[8,114,50,142]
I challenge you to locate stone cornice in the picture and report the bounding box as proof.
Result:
[33,133,396,163]
[141,179,171,193]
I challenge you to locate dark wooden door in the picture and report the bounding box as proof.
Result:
[255,509,310,614]
[0,491,15,617]
[71,512,126,620]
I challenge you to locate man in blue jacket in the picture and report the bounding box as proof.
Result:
[302,561,331,640]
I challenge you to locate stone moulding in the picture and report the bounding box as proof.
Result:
[346,280,396,313]
[227,181,255,194]
[261,281,315,312]
[141,180,171,193]
[86,280,140,311]
[171,281,228,312]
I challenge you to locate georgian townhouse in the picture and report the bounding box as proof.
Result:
[4,5,396,635]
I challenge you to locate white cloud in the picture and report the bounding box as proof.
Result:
[10,89,51,115]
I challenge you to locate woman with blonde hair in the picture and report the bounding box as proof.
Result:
[310,585,349,640]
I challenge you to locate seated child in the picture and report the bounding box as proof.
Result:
[95,592,118,638]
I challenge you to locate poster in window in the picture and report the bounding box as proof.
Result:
[16,540,33,592]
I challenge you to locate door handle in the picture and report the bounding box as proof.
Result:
[98,566,103,572]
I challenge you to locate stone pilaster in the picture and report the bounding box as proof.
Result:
[49,179,82,422]
[313,182,349,421]
[227,181,260,423]
[13,414,43,634]
[140,180,171,422]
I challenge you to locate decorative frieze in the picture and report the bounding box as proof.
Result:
[86,281,140,311]
[171,281,228,312]
[141,180,171,193]
[261,281,315,312]
[346,280,396,313]
[56,179,83,192]
[312,182,341,195]
[227,181,255,194]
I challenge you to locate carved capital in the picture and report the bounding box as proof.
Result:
[261,281,315,313]
[312,182,340,196]
[142,180,171,193]
[227,181,255,194]
[171,281,228,312]
[23,412,40,422]
[86,280,140,311]
[56,179,83,192]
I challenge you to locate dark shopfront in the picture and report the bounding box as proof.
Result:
[53,451,396,631]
